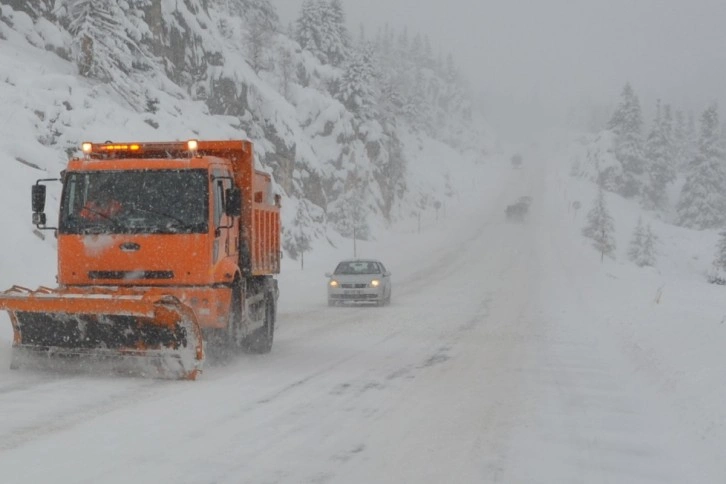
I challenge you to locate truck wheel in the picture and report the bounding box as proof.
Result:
[228,280,244,349]
[245,294,274,354]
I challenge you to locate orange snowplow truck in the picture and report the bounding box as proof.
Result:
[0,140,281,380]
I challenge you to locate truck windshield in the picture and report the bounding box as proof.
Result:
[59,169,209,235]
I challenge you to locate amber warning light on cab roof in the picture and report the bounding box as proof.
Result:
[80,140,199,158]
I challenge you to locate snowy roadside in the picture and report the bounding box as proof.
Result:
[542,146,726,478]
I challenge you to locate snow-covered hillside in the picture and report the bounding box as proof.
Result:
[0,1,493,263]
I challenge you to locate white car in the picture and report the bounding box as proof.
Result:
[326,259,392,306]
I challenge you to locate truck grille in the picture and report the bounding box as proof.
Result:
[88,271,174,280]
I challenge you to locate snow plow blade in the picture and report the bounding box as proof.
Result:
[0,286,204,380]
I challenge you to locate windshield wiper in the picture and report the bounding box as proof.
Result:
[126,204,189,227]
[70,210,123,233]
[81,224,118,235]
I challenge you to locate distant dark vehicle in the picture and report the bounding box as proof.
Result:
[517,196,533,207]
[510,154,523,169]
[505,196,532,222]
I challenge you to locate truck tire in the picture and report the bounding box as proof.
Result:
[204,279,243,357]
[227,279,244,349]
[244,293,275,354]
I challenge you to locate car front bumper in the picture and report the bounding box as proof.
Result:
[329,287,383,303]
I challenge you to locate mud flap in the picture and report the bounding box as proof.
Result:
[0,286,204,380]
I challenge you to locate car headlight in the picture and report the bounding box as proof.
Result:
[370,279,380,287]
[329,280,339,287]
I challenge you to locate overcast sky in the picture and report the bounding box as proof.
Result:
[271,0,726,138]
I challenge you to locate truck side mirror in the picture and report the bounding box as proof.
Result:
[32,212,47,226]
[32,184,46,213]
[225,187,242,217]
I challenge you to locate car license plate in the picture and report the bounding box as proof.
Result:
[344,290,362,295]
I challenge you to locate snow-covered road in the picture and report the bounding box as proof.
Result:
[0,152,722,483]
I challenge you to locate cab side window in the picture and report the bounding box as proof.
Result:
[213,179,225,228]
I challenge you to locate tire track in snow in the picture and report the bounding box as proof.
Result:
[0,378,169,452]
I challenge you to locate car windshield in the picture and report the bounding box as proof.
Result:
[334,261,380,275]
[59,169,209,235]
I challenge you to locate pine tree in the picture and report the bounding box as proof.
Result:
[295,0,324,61]
[672,109,688,170]
[710,231,726,284]
[639,224,658,267]
[330,160,370,242]
[676,103,726,229]
[245,10,274,73]
[582,188,616,261]
[326,0,350,66]
[607,83,645,197]
[277,46,295,100]
[337,43,377,120]
[402,67,427,129]
[296,62,310,87]
[686,110,698,162]
[662,104,673,142]
[398,27,409,51]
[630,219,658,267]
[54,0,153,103]
[295,0,349,66]
[423,35,433,67]
[662,103,676,169]
[286,202,313,268]
[642,100,675,210]
[376,72,404,123]
[628,217,645,262]
[62,0,133,81]
[333,190,369,241]
[410,33,423,65]
[445,53,457,83]
[7,0,53,19]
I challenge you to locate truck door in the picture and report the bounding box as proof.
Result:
[212,173,236,262]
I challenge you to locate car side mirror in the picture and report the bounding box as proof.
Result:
[32,184,46,213]
[325,272,332,278]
